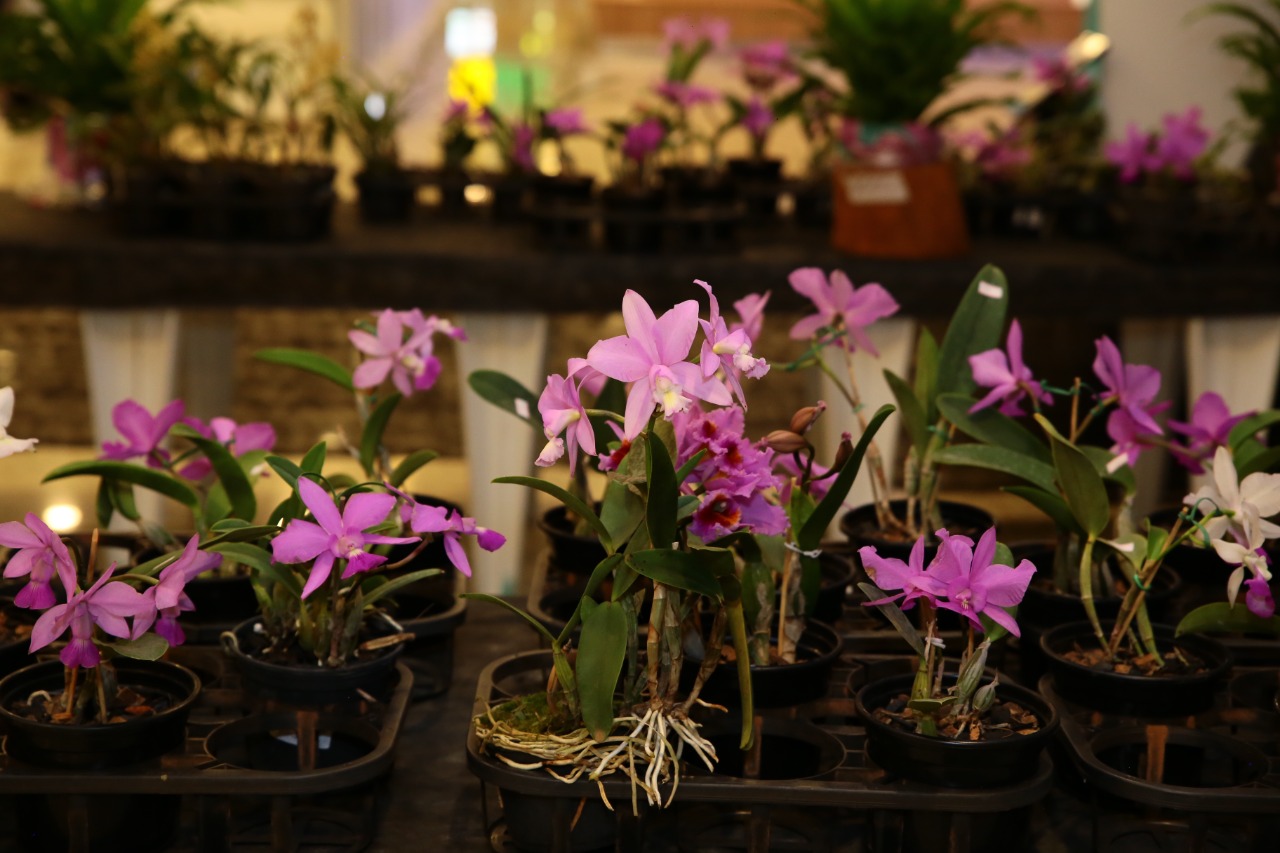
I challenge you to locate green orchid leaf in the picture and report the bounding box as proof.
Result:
[885,369,930,456]
[627,549,730,599]
[202,525,280,548]
[1144,524,1170,564]
[1239,446,1280,478]
[255,347,354,391]
[42,461,199,509]
[1003,485,1083,536]
[493,476,612,551]
[857,582,926,655]
[461,592,561,645]
[1228,409,1280,450]
[674,448,708,485]
[362,568,444,608]
[1176,602,1280,637]
[576,600,629,741]
[556,553,624,645]
[95,479,115,528]
[936,393,1050,462]
[708,531,763,564]
[265,456,303,488]
[725,598,755,749]
[1037,415,1110,537]
[799,404,895,549]
[110,479,140,522]
[932,444,1058,493]
[914,328,940,423]
[1080,445,1136,494]
[467,370,539,428]
[301,442,328,474]
[935,265,1009,398]
[389,449,439,488]
[599,479,644,551]
[359,392,402,476]
[645,432,679,551]
[908,696,958,715]
[1100,533,1147,575]
[101,633,169,661]
[172,425,256,521]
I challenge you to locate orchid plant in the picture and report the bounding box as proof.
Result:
[721,40,797,162]
[606,116,667,189]
[468,281,888,809]
[860,526,1034,737]
[785,263,1011,540]
[440,98,480,173]
[935,306,1280,663]
[1105,106,1211,191]
[652,16,729,168]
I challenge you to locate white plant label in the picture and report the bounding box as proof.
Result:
[843,171,910,205]
[514,398,530,419]
[1106,454,1128,473]
[978,281,1004,299]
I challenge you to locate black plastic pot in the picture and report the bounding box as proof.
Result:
[489,172,533,222]
[221,615,405,707]
[688,619,843,709]
[1112,186,1198,263]
[355,167,418,223]
[791,176,832,227]
[530,174,596,248]
[537,505,608,576]
[726,157,783,219]
[0,598,33,679]
[600,186,664,253]
[1039,621,1232,716]
[814,549,855,625]
[855,671,1059,788]
[840,500,995,565]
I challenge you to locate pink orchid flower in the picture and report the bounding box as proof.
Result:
[929,527,1035,637]
[741,40,793,91]
[587,290,731,441]
[733,291,770,343]
[131,535,222,647]
[1093,336,1165,438]
[742,96,774,141]
[696,280,768,409]
[545,108,588,137]
[969,320,1053,417]
[0,387,38,458]
[621,118,666,163]
[654,81,721,109]
[30,565,151,669]
[408,503,505,577]
[1169,392,1252,475]
[1154,106,1209,180]
[100,399,185,468]
[0,513,78,609]
[859,537,947,610]
[349,309,442,398]
[788,268,899,355]
[1105,123,1156,184]
[536,373,597,473]
[179,416,277,480]
[270,478,419,598]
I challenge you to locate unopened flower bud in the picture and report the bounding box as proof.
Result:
[764,429,808,454]
[832,437,854,471]
[789,401,826,435]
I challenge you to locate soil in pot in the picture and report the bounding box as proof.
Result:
[1039,621,1232,716]
[687,620,843,709]
[0,599,34,678]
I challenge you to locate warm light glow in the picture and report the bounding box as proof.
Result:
[363,92,387,121]
[42,503,82,533]
[464,184,491,205]
[445,7,497,59]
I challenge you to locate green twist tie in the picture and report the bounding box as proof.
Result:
[1132,573,1151,592]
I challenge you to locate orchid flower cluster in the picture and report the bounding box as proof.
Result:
[937,309,1279,660]
[650,16,728,168]
[0,521,215,723]
[723,40,797,161]
[1105,106,1211,186]
[860,527,1033,737]
[440,97,481,172]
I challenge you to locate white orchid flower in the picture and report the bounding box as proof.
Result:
[0,387,38,458]
[1185,446,1280,552]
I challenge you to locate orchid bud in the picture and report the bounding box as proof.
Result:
[764,429,808,454]
[831,436,854,471]
[973,677,999,713]
[789,401,826,435]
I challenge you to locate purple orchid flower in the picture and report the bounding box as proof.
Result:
[130,534,222,647]
[968,320,1053,416]
[1093,336,1165,438]
[741,96,774,141]
[1169,391,1252,474]
[587,290,731,441]
[545,108,588,137]
[349,309,442,397]
[788,268,900,355]
[1104,124,1156,184]
[663,16,729,51]
[511,121,537,172]
[696,280,769,409]
[733,292,769,343]
[858,537,946,610]
[1154,106,1209,180]
[100,399,185,468]
[0,513,78,609]
[407,502,505,577]
[271,478,419,599]
[1244,574,1275,619]
[179,416,277,480]
[928,527,1035,637]
[443,98,470,125]
[654,81,721,109]
[29,565,151,669]
[621,118,666,164]
[741,40,793,91]
[535,373,597,473]
[1106,405,1171,466]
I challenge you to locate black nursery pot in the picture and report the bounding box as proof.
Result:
[855,672,1059,788]
[840,500,995,564]
[1039,621,1232,716]
[355,167,418,223]
[537,505,608,576]
[488,172,533,222]
[600,185,665,253]
[726,157,783,219]
[689,619,843,709]
[530,174,595,247]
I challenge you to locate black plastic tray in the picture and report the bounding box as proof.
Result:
[467,650,1055,853]
[0,646,413,852]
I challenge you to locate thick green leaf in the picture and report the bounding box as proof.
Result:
[389,449,439,487]
[172,425,256,521]
[935,265,1009,398]
[101,633,168,661]
[799,404,895,548]
[266,456,303,489]
[1229,409,1280,450]
[362,567,444,607]
[914,328,940,423]
[932,444,1057,493]
[627,549,731,599]
[1003,485,1082,535]
[599,479,644,552]
[110,479,140,522]
[359,393,402,476]
[301,442,328,474]
[1038,415,1110,537]
[857,582,925,655]
[95,479,114,528]
[493,476,612,551]
[1080,445,1136,494]
[202,525,280,548]
[209,542,302,598]
[256,348,354,391]
[936,393,1049,462]
[557,553,624,645]
[467,370,539,428]
[644,432,679,551]
[1176,602,1280,637]
[725,598,754,749]
[42,461,199,508]
[884,369,929,455]
[576,600,629,741]
[1239,445,1280,478]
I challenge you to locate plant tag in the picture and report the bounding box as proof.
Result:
[1106,454,1128,473]
[978,281,1004,299]
[843,171,910,205]
[514,398,530,419]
